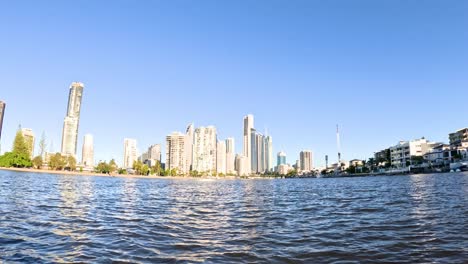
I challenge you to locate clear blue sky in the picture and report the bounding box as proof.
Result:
[1,0,467,167]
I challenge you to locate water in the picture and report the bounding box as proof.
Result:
[0,170,467,263]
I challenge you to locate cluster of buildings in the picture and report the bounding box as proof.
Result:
[0,82,95,171]
[123,114,314,176]
[373,129,468,171]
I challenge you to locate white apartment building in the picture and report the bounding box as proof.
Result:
[226,138,236,174]
[166,132,187,174]
[82,134,94,168]
[390,138,432,168]
[123,138,138,169]
[193,126,217,174]
[216,140,226,175]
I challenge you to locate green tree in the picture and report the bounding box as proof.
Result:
[151,160,162,175]
[96,161,111,174]
[49,153,66,170]
[0,152,32,168]
[32,156,43,169]
[109,159,118,173]
[133,160,143,175]
[13,129,29,157]
[66,156,77,171]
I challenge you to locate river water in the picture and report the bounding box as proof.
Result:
[0,170,467,263]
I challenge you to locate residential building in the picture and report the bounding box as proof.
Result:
[216,140,226,175]
[226,138,235,174]
[166,132,187,174]
[185,123,194,171]
[265,136,273,172]
[277,151,287,166]
[82,134,94,169]
[278,164,291,175]
[147,144,162,166]
[123,138,137,169]
[235,154,249,176]
[243,114,254,172]
[193,126,217,174]
[390,138,432,168]
[449,128,468,148]
[251,128,267,174]
[61,82,84,157]
[374,149,391,167]
[349,159,364,167]
[300,150,313,172]
[21,128,35,158]
[0,101,5,142]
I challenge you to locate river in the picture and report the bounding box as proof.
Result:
[0,170,467,263]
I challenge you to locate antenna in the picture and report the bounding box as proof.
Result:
[336,124,341,165]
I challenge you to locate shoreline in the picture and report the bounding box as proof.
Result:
[0,167,188,180]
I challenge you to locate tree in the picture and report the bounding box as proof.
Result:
[13,129,29,157]
[151,160,162,175]
[0,152,32,168]
[49,153,66,170]
[32,156,43,169]
[66,156,77,171]
[109,159,118,173]
[133,160,143,175]
[96,161,111,174]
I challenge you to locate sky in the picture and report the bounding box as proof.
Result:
[0,0,467,167]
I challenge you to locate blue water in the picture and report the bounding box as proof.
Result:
[0,170,467,263]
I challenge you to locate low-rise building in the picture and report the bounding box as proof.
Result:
[449,128,468,148]
[390,138,433,168]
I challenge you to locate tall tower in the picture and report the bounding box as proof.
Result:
[185,123,194,171]
[82,134,94,168]
[193,126,217,174]
[337,125,342,169]
[300,150,313,172]
[166,132,187,174]
[124,138,137,168]
[225,138,235,174]
[243,114,254,173]
[61,82,84,156]
[0,101,5,143]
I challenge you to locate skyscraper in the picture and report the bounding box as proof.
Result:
[243,114,254,172]
[124,138,137,168]
[21,128,35,158]
[225,138,235,174]
[61,82,84,157]
[300,150,313,172]
[265,136,273,172]
[216,140,226,175]
[0,101,5,143]
[166,132,187,174]
[277,151,287,166]
[251,128,267,174]
[148,144,162,163]
[82,134,94,168]
[185,123,194,171]
[193,126,217,174]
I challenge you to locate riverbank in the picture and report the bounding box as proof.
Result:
[0,167,184,180]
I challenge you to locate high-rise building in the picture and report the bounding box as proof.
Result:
[251,129,268,174]
[21,128,35,158]
[216,140,226,175]
[225,138,235,174]
[277,151,287,166]
[166,132,187,174]
[265,136,273,172]
[148,144,162,162]
[61,82,84,157]
[193,126,217,174]
[243,114,254,172]
[0,101,5,143]
[82,134,94,168]
[123,138,138,168]
[185,123,195,171]
[300,150,313,172]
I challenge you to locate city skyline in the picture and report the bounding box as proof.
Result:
[1,1,467,166]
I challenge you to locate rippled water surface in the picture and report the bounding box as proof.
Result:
[0,170,467,263]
